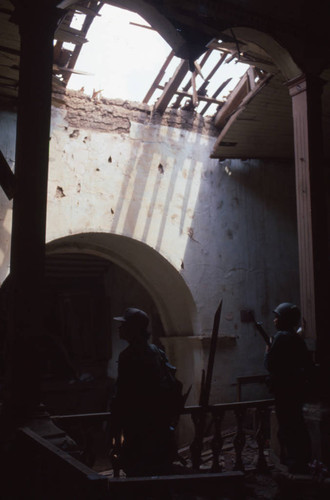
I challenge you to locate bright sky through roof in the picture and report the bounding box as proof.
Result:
[68,4,249,113]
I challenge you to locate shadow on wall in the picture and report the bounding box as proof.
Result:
[108,117,205,261]
[181,157,299,402]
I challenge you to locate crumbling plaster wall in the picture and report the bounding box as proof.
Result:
[0,91,299,403]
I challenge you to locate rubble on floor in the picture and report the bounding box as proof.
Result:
[92,429,330,499]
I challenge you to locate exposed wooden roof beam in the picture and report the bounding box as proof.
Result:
[157,84,224,106]
[67,4,102,17]
[211,69,273,156]
[143,50,175,103]
[154,59,190,113]
[199,77,231,115]
[54,26,88,45]
[171,48,212,109]
[214,67,252,128]
[214,67,270,128]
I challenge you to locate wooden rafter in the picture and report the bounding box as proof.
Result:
[53,1,104,86]
[199,77,231,115]
[156,85,225,106]
[211,68,272,156]
[171,48,212,109]
[143,50,175,103]
[154,59,190,113]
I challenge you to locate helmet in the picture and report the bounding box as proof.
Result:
[114,307,149,330]
[273,302,300,328]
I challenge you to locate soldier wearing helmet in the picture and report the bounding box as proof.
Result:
[110,308,179,477]
[265,302,314,473]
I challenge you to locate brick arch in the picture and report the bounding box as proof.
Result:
[46,232,198,336]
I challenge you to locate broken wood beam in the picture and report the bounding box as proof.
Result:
[154,59,190,113]
[54,26,88,45]
[201,52,228,87]
[143,50,175,103]
[191,71,198,107]
[211,72,273,156]
[214,68,271,128]
[129,21,155,31]
[200,77,232,115]
[214,70,250,128]
[171,48,212,108]
[67,3,102,17]
[156,85,224,106]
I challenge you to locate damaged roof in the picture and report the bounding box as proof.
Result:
[1,0,330,160]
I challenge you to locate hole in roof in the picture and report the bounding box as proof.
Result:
[66,4,250,116]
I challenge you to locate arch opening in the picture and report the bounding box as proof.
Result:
[46,232,198,338]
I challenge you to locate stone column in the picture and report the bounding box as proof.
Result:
[5,1,62,420]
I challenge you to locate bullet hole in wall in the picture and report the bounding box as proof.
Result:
[77,183,81,193]
[158,163,164,174]
[111,208,114,214]
[55,186,65,198]
[69,129,80,139]
[96,168,100,172]
[108,156,112,163]
[187,227,194,239]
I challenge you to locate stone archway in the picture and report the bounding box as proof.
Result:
[46,232,198,337]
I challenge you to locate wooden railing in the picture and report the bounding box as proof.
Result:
[185,399,274,473]
[52,398,275,475]
[7,399,274,498]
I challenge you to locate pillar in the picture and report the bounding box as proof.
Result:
[5,1,62,420]
[287,75,330,465]
[287,74,328,350]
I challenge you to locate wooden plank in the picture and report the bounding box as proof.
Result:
[61,1,103,84]
[67,3,102,17]
[142,50,175,103]
[191,71,198,107]
[53,64,92,75]
[214,71,250,128]
[200,77,232,115]
[200,52,227,86]
[0,44,20,56]
[171,48,212,108]
[154,59,189,113]
[214,71,272,129]
[156,86,224,105]
[54,26,88,45]
[129,21,154,30]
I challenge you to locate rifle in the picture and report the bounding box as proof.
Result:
[190,299,223,470]
[249,311,271,347]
